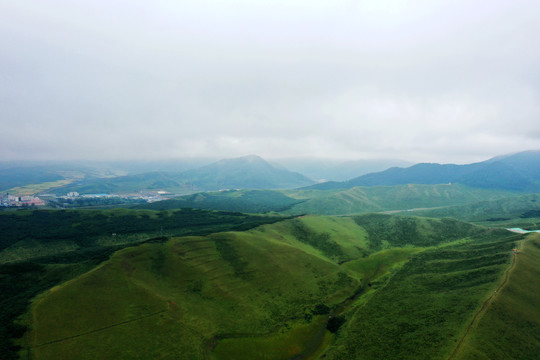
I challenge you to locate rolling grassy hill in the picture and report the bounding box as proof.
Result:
[453,233,540,360]
[141,184,514,216]
[0,209,289,359]
[137,189,304,214]
[18,214,525,360]
[324,227,523,360]
[283,184,513,215]
[408,193,540,228]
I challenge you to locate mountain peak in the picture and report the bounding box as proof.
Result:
[234,154,266,163]
[180,155,314,190]
[241,154,264,161]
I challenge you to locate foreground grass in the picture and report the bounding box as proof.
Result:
[454,233,540,360]
[324,229,524,360]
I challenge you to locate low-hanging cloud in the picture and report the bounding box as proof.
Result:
[1,0,539,163]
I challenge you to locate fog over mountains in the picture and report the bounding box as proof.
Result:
[47,155,314,194]
[2,150,540,195]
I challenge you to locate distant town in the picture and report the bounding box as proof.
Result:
[0,191,170,208]
[0,194,45,207]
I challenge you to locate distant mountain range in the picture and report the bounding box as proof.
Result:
[3,150,540,195]
[49,155,314,194]
[306,150,540,192]
[271,158,412,182]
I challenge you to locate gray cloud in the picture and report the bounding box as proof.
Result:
[1,0,540,163]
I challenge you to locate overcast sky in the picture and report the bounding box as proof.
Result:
[1,0,539,164]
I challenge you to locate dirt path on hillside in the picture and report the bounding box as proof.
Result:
[446,242,521,360]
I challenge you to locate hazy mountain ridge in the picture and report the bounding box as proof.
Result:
[49,155,314,194]
[178,155,313,190]
[271,158,413,182]
[307,150,540,192]
[3,151,540,195]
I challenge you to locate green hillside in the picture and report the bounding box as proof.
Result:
[0,209,288,359]
[283,184,513,215]
[18,214,525,360]
[324,228,523,360]
[142,184,513,216]
[137,189,303,214]
[453,233,540,360]
[408,193,540,228]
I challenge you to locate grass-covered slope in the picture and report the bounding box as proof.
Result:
[283,184,512,215]
[141,184,513,216]
[19,214,525,360]
[409,193,540,228]
[137,189,303,214]
[325,229,524,360]
[0,209,288,360]
[454,233,540,360]
[25,225,358,360]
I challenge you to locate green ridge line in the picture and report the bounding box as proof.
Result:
[446,244,520,360]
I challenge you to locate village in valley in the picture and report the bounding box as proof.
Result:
[0,191,169,208]
[0,194,45,207]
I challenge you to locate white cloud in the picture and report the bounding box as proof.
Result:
[1,0,540,163]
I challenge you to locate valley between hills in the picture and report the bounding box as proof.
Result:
[1,151,540,359]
